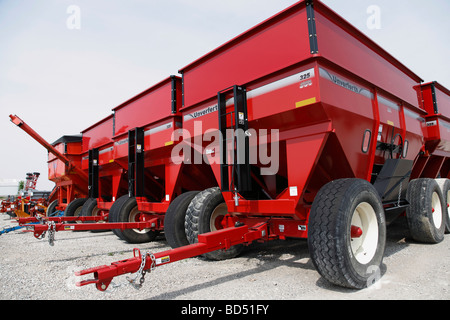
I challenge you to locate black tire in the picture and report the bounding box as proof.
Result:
[406,179,446,243]
[108,195,130,239]
[435,178,450,234]
[80,198,98,218]
[80,198,107,232]
[46,200,59,216]
[185,187,243,260]
[116,196,158,244]
[64,198,88,222]
[308,179,387,289]
[165,191,200,249]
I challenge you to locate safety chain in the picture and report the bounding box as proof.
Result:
[35,221,56,246]
[47,221,56,246]
[127,251,156,290]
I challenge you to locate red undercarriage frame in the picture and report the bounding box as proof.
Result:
[16,212,161,240]
[18,208,309,245]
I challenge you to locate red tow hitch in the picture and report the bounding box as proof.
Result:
[76,248,149,291]
[75,223,268,291]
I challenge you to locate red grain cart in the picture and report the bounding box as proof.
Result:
[76,0,448,290]
[34,76,217,242]
[9,116,89,215]
[46,135,86,214]
[71,77,188,241]
[109,75,218,244]
[24,114,123,235]
[104,76,191,244]
[69,114,120,221]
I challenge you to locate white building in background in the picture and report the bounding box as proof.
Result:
[0,179,19,197]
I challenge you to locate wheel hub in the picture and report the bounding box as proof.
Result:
[431,192,443,229]
[350,202,379,264]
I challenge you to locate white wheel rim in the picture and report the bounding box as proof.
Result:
[74,206,83,217]
[210,203,227,232]
[74,205,83,224]
[92,205,105,224]
[350,202,379,265]
[129,206,149,234]
[431,192,443,229]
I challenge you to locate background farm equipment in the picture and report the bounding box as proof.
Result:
[0,172,49,218]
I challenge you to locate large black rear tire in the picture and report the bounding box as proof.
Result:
[308,179,387,289]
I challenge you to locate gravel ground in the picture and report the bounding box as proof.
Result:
[0,213,448,301]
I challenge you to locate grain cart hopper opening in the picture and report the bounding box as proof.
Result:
[73,0,448,291]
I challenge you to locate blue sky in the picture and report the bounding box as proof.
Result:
[0,0,449,191]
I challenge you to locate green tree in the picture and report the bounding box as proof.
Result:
[18,180,25,194]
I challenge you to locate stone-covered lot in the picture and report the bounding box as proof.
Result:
[0,213,448,300]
